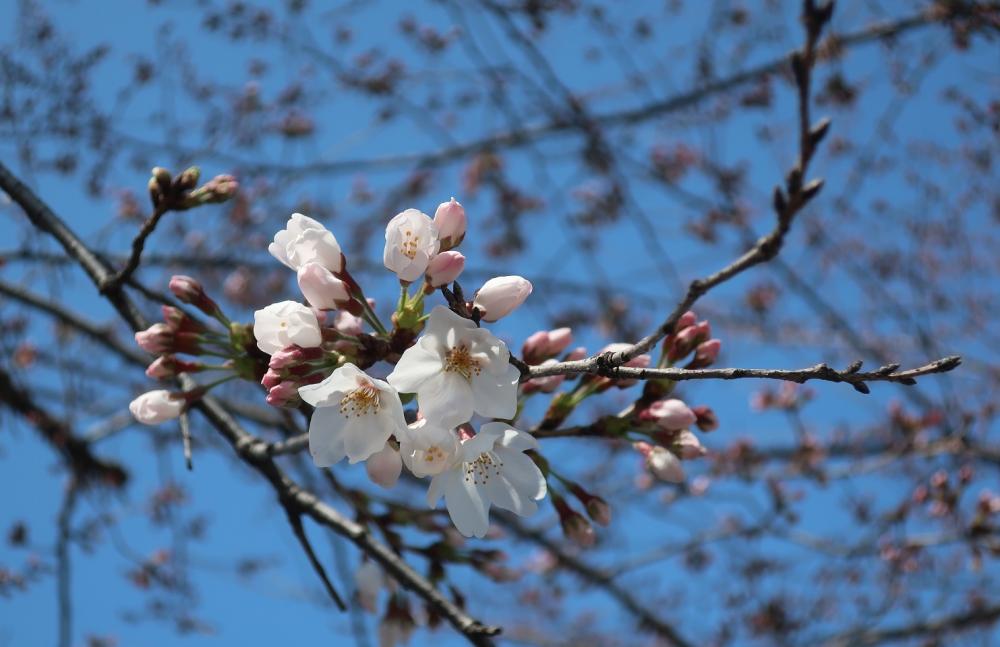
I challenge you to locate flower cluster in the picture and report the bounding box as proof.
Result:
[127,196,721,544]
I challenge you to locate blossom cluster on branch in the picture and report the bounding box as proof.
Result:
[128,198,719,540]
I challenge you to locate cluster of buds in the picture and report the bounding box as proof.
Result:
[131,277,242,424]
[633,398,712,483]
[663,310,720,368]
[261,344,330,407]
[520,327,575,395]
[148,166,238,211]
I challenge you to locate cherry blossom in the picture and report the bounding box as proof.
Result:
[386,306,520,428]
[297,262,350,311]
[129,390,185,425]
[472,275,533,322]
[383,208,439,283]
[398,419,461,478]
[426,422,547,538]
[298,364,407,466]
[253,301,323,355]
[269,213,344,274]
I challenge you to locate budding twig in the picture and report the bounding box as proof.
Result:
[527,356,962,391]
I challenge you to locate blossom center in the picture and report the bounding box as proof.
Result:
[424,445,447,464]
[339,381,381,418]
[464,451,503,485]
[444,344,482,380]
[400,229,420,260]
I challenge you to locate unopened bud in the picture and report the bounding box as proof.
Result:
[135,323,174,354]
[640,398,697,430]
[584,496,611,527]
[433,197,466,251]
[686,338,721,369]
[425,250,465,288]
[175,166,201,191]
[522,327,574,364]
[145,355,202,380]
[265,380,300,408]
[692,405,719,432]
[472,276,532,322]
[672,429,706,459]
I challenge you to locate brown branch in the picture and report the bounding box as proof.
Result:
[0,365,128,488]
[527,356,962,394]
[0,279,147,366]
[822,603,1000,647]
[99,203,169,294]
[517,3,954,396]
[111,8,953,179]
[0,159,500,647]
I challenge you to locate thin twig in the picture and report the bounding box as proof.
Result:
[527,356,962,394]
[179,412,193,471]
[100,204,169,293]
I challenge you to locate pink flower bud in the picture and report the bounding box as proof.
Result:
[641,398,697,430]
[473,276,532,322]
[297,262,350,311]
[261,369,283,390]
[566,346,588,361]
[634,441,685,482]
[668,320,711,361]
[365,443,402,488]
[160,305,206,334]
[169,275,205,303]
[433,197,466,250]
[672,430,706,459]
[675,311,697,332]
[266,381,300,407]
[561,512,596,547]
[585,496,611,527]
[425,250,465,287]
[522,327,574,364]
[687,338,721,369]
[692,405,719,432]
[145,355,201,380]
[135,323,174,353]
[168,275,220,317]
[129,390,185,425]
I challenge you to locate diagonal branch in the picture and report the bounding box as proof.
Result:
[0,159,500,647]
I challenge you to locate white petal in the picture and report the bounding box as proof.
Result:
[444,470,490,538]
[496,425,539,453]
[298,365,360,406]
[426,305,476,337]
[495,447,546,501]
[418,372,474,429]
[386,341,442,393]
[427,472,447,507]
[470,363,520,420]
[308,407,348,467]
[343,416,392,464]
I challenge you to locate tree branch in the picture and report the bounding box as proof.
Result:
[527,356,962,394]
[0,160,501,647]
